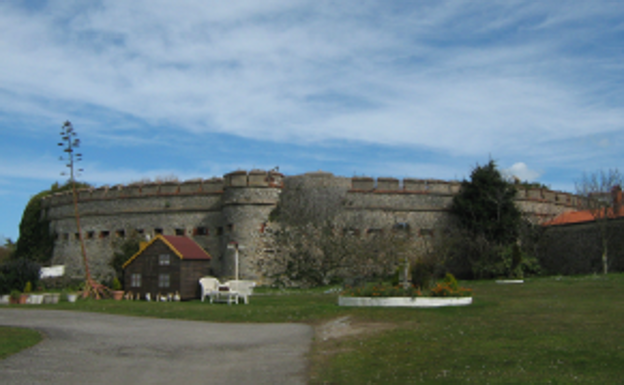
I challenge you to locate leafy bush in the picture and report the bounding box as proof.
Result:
[14,181,90,264]
[0,258,40,292]
[111,277,122,291]
[411,259,435,290]
[0,273,7,295]
[110,231,143,282]
[429,281,472,297]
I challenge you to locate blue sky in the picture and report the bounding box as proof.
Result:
[1,1,623,242]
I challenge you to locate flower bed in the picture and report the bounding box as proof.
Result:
[339,274,473,308]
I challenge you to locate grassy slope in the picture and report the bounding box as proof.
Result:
[3,274,624,383]
[312,275,624,384]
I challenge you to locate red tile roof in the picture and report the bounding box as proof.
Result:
[122,235,211,268]
[161,235,211,260]
[543,206,624,226]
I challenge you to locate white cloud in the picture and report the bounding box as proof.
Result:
[504,162,541,182]
[0,1,622,162]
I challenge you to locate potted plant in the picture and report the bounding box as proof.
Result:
[21,282,32,304]
[111,277,124,300]
[10,289,22,305]
[65,290,78,303]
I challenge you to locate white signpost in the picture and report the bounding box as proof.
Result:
[227,241,245,281]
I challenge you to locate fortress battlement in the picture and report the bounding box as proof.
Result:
[42,170,286,208]
[350,176,577,208]
[42,169,579,282]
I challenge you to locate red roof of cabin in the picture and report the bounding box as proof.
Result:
[161,235,211,260]
[122,235,211,269]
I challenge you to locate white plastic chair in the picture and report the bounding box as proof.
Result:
[223,280,256,304]
[199,277,221,303]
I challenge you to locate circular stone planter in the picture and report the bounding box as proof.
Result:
[495,280,524,284]
[338,296,472,308]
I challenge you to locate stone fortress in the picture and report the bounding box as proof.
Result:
[41,170,579,282]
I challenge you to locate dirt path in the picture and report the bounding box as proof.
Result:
[0,309,313,385]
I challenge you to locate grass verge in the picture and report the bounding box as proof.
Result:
[0,327,43,359]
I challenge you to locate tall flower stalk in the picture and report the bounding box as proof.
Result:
[58,121,109,299]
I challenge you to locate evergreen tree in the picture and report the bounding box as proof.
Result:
[449,161,522,279]
[451,160,520,245]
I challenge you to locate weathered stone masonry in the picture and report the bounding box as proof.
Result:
[41,170,578,282]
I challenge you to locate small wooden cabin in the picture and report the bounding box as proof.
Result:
[122,235,211,300]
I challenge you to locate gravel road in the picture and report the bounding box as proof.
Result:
[0,309,313,385]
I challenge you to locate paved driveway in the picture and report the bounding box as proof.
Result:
[0,309,313,385]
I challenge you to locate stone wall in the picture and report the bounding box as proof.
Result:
[42,170,578,282]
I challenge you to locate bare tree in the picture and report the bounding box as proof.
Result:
[261,173,413,287]
[576,169,623,274]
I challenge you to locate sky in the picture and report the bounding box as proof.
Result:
[1,1,623,242]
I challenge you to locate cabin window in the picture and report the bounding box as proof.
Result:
[154,228,163,235]
[131,274,141,288]
[135,228,144,235]
[227,224,234,233]
[116,229,125,238]
[159,254,170,266]
[175,228,185,236]
[86,231,95,239]
[74,233,80,240]
[158,274,170,288]
[99,231,110,239]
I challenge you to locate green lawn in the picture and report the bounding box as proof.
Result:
[3,274,624,383]
[0,327,42,359]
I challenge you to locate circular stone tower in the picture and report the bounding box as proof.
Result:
[219,170,283,280]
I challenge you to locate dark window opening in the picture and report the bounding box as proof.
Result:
[87,231,95,239]
[227,224,234,233]
[116,229,125,238]
[217,227,223,236]
[100,231,110,239]
[393,223,411,232]
[175,228,185,236]
[136,228,144,234]
[194,227,208,236]
[366,228,383,235]
[154,228,163,235]
[419,228,434,237]
[63,233,69,241]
